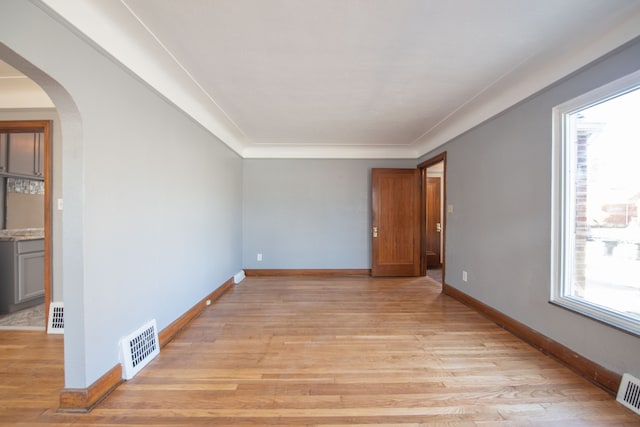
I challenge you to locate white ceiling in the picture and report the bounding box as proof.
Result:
[18,1,640,157]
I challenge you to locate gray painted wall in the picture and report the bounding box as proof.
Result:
[243,159,414,269]
[0,1,243,388]
[421,38,640,377]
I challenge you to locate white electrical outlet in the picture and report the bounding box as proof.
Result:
[462,270,468,282]
[257,253,262,261]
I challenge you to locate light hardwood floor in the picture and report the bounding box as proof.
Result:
[1,276,638,426]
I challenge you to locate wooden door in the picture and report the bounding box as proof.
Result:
[371,168,421,276]
[426,177,442,268]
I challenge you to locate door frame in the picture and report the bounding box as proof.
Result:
[418,152,447,282]
[0,120,51,326]
[425,175,442,268]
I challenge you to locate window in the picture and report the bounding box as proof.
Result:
[552,70,640,335]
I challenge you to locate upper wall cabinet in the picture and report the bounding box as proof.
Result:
[5,132,44,180]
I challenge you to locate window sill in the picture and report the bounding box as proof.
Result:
[550,297,640,338]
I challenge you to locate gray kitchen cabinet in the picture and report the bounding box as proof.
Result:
[6,132,44,179]
[0,238,45,314]
[18,249,45,302]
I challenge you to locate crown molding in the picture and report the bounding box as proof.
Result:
[37,0,248,154]
[411,8,640,159]
[241,143,417,159]
[36,1,640,160]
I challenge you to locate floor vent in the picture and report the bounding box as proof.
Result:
[234,270,246,284]
[120,319,159,380]
[47,302,64,334]
[617,373,640,415]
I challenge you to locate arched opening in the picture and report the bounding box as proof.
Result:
[0,42,85,389]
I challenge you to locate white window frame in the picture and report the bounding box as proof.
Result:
[551,69,640,336]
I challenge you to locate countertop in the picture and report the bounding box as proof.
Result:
[0,228,45,241]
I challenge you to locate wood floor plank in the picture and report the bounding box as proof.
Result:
[0,276,638,425]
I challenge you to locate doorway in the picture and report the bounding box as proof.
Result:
[0,120,51,329]
[419,152,446,284]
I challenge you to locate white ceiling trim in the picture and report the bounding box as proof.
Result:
[411,8,640,157]
[36,0,640,159]
[242,143,416,160]
[37,0,249,155]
